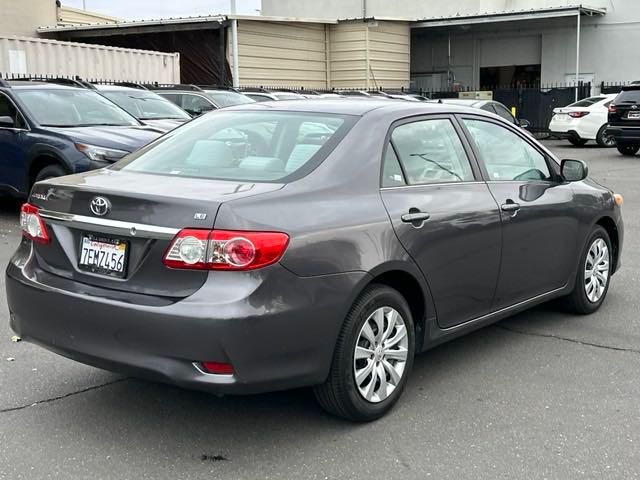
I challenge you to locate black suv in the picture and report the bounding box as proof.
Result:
[607,85,640,156]
[0,78,161,197]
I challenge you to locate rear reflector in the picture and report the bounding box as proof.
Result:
[568,111,590,118]
[200,361,234,375]
[608,104,617,113]
[163,229,289,271]
[20,203,50,244]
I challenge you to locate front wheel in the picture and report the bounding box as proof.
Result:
[569,137,588,147]
[617,144,640,156]
[313,284,415,422]
[562,226,612,314]
[596,125,616,147]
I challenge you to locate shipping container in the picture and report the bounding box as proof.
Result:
[0,35,179,83]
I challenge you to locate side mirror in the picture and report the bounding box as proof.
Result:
[518,118,531,129]
[0,116,15,128]
[561,159,589,182]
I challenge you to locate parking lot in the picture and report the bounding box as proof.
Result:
[0,139,638,480]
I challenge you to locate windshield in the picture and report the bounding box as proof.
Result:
[570,97,606,107]
[204,90,255,107]
[101,90,191,120]
[117,111,357,182]
[273,93,305,101]
[15,89,139,127]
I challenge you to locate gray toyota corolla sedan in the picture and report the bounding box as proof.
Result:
[6,100,624,421]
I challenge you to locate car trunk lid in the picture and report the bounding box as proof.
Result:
[29,169,284,299]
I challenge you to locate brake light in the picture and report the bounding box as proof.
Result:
[200,361,234,375]
[568,111,590,118]
[608,104,617,113]
[163,229,289,271]
[20,203,50,244]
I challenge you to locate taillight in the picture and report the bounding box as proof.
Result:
[163,229,289,271]
[568,111,590,118]
[20,203,50,244]
[608,104,617,113]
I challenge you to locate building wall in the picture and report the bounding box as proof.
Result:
[411,0,640,90]
[262,0,609,20]
[234,19,410,89]
[234,20,328,88]
[57,5,121,26]
[329,21,409,89]
[0,0,57,37]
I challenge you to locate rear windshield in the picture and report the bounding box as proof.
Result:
[14,89,139,127]
[570,96,606,107]
[204,90,255,107]
[101,90,191,120]
[116,111,357,182]
[616,89,640,104]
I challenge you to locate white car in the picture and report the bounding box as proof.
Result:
[549,94,617,147]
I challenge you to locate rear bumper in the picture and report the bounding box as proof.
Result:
[6,242,367,394]
[605,126,640,145]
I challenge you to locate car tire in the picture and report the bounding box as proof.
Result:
[313,284,415,422]
[568,137,588,147]
[34,165,67,184]
[596,125,616,148]
[616,145,640,156]
[562,226,612,315]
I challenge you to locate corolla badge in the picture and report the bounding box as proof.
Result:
[90,196,111,217]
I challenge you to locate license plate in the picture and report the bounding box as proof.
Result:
[554,114,569,121]
[627,111,640,119]
[79,234,128,277]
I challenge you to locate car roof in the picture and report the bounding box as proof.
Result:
[223,98,502,117]
[432,98,487,107]
[5,81,84,90]
[94,84,147,92]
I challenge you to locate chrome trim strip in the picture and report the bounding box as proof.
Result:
[380,181,486,191]
[39,209,180,240]
[441,285,567,332]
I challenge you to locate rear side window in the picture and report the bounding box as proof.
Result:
[390,118,474,185]
[492,103,516,124]
[615,89,640,104]
[118,111,356,182]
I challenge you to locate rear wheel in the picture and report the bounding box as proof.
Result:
[34,165,66,184]
[562,226,612,314]
[617,144,640,156]
[596,125,616,147]
[569,137,588,147]
[313,284,415,422]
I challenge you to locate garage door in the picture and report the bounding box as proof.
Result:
[479,35,541,67]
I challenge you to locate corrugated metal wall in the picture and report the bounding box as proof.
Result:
[235,20,328,88]
[57,6,121,26]
[0,36,180,83]
[328,21,409,89]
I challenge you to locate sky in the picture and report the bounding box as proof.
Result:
[61,0,262,20]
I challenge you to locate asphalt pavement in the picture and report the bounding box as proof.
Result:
[1,140,639,479]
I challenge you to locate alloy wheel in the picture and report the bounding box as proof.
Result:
[584,238,610,303]
[353,306,409,403]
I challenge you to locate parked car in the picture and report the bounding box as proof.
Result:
[8,100,623,421]
[606,85,640,156]
[242,90,306,102]
[0,78,162,196]
[548,94,617,147]
[94,84,192,133]
[152,85,253,116]
[432,98,532,132]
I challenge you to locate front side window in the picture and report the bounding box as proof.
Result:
[117,111,356,182]
[179,94,216,115]
[101,90,191,120]
[0,93,27,129]
[463,119,551,181]
[390,118,474,185]
[14,89,139,127]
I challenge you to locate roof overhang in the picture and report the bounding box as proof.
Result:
[411,5,606,29]
[37,14,337,37]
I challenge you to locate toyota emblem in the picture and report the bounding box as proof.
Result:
[90,196,111,217]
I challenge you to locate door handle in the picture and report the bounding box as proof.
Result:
[501,202,521,212]
[401,212,431,223]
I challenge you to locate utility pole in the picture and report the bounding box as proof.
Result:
[230,0,240,87]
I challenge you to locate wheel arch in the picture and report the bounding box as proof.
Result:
[595,215,620,272]
[347,262,436,353]
[26,151,70,192]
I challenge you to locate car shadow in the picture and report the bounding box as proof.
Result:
[43,302,576,463]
